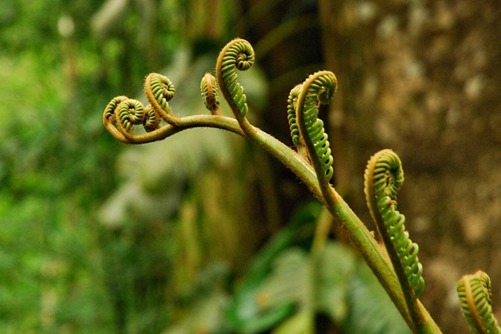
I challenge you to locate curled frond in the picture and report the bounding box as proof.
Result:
[143,104,160,132]
[103,96,130,143]
[295,71,337,184]
[200,72,221,115]
[287,84,303,148]
[103,96,128,122]
[457,270,501,334]
[215,38,255,118]
[364,149,425,298]
[115,99,146,138]
[144,73,179,125]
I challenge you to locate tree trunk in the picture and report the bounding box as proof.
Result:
[319,0,501,332]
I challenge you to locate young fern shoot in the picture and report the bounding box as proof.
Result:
[215,38,257,138]
[295,71,337,189]
[200,73,222,116]
[364,149,425,328]
[457,271,501,334]
[144,73,179,126]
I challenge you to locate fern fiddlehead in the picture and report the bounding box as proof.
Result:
[143,105,160,132]
[116,99,145,134]
[103,74,245,144]
[144,72,179,126]
[364,149,425,326]
[200,72,222,115]
[215,38,256,135]
[103,96,136,143]
[295,71,337,187]
[457,270,501,334]
[103,95,128,123]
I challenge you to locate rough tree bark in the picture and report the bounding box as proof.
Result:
[319,0,501,332]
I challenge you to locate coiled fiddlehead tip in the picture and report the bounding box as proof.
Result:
[103,96,128,123]
[143,104,160,132]
[457,270,501,334]
[215,38,255,118]
[144,72,178,125]
[364,149,404,204]
[116,98,146,134]
[364,149,425,298]
[296,71,337,184]
[200,72,221,115]
[103,96,131,143]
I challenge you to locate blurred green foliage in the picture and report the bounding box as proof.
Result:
[0,0,185,332]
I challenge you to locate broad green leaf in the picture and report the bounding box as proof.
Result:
[314,242,357,322]
[225,203,319,333]
[343,261,411,334]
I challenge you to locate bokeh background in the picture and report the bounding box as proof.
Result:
[1,0,500,333]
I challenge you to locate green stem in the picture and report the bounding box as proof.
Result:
[246,126,441,333]
[104,114,244,144]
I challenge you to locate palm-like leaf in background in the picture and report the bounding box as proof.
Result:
[226,203,409,334]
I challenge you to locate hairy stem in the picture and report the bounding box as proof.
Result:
[104,113,244,144]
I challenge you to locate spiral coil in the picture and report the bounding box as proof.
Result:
[216,38,255,117]
[103,96,128,122]
[296,71,336,183]
[200,72,221,114]
[116,99,145,133]
[457,271,501,334]
[364,149,425,297]
[143,105,160,132]
[144,73,177,124]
